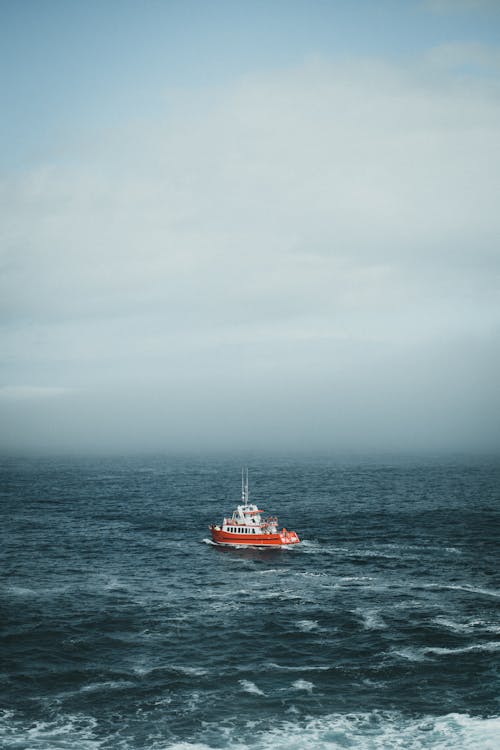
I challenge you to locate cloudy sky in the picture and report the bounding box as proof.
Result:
[1,0,499,454]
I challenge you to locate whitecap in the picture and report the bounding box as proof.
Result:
[291,679,314,693]
[355,608,387,630]
[258,568,287,575]
[432,617,474,634]
[173,666,209,676]
[0,711,101,750]
[420,583,500,598]
[391,641,500,662]
[295,619,320,632]
[390,646,429,662]
[267,662,331,672]
[80,680,135,693]
[159,712,500,750]
[239,679,265,696]
[431,617,500,635]
[425,642,500,656]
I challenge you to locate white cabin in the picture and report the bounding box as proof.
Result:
[221,502,278,535]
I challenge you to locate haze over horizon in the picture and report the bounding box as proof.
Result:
[1,0,500,455]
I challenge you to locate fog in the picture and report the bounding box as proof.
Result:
[1,34,500,454]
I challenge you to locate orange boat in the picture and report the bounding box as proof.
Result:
[209,469,300,548]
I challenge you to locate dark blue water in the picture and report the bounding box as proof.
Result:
[1,455,500,749]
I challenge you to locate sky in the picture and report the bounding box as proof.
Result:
[1,0,500,455]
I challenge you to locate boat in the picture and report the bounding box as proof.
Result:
[209,469,300,548]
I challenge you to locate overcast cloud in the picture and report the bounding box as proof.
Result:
[1,6,499,454]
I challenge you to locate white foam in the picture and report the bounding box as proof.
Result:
[258,568,287,575]
[0,711,100,750]
[432,617,500,635]
[185,691,202,712]
[355,608,387,630]
[102,576,129,592]
[160,712,500,749]
[380,543,462,555]
[132,664,208,677]
[3,710,500,750]
[239,679,265,696]
[291,679,314,693]
[425,642,500,656]
[432,617,474,634]
[255,590,303,601]
[267,662,331,672]
[295,619,320,632]
[421,583,500,598]
[172,666,209,677]
[80,680,135,693]
[391,646,429,662]
[392,641,500,661]
[162,744,220,750]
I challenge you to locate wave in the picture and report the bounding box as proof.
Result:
[392,641,500,661]
[2,708,500,749]
[418,583,500,598]
[295,619,320,632]
[355,607,387,631]
[131,664,209,678]
[79,680,135,693]
[162,711,500,749]
[267,662,331,672]
[258,568,288,575]
[378,543,462,555]
[391,646,429,662]
[171,666,209,677]
[295,541,443,560]
[432,617,500,635]
[425,642,500,656]
[291,679,314,693]
[0,710,100,750]
[239,680,265,696]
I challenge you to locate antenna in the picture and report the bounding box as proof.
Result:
[241,467,245,503]
[245,467,249,505]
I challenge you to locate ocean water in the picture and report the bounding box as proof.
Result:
[1,454,500,749]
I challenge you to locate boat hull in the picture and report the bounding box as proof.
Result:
[210,526,300,547]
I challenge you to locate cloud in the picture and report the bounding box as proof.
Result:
[1,54,500,451]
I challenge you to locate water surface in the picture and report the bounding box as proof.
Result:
[1,455,499,748]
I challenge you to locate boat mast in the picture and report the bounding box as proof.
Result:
[241,467,249,506]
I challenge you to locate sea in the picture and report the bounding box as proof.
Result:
[1,454,499,749]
